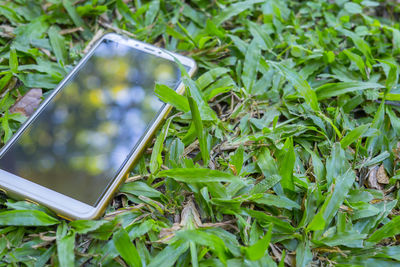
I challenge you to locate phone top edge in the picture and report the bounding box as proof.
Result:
[0,32,197,220]
[102,33,197,70]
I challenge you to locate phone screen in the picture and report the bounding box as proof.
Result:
[0,39,187,206]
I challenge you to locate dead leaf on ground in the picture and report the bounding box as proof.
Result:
[180,198,202,227]
[377,164,389,184]
[367,166,383,190]
[9,88,42,117]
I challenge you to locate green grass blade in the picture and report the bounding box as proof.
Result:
[9,48,18,74]
[269,61,320,112]
[244,224,272,261]
[212,0,264,26]
[340,124,370,149]
[0,210,59,226]
[158,168,241,183]
[48,26,67,65]
[147,240,189,267]
[242,39,260,94]
[188,95,209,166]
[57,231,75,267]
[113,228,142,267]
[316,82,384,100]
[155,84,189,112]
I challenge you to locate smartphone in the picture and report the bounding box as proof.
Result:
[0,33,196,220]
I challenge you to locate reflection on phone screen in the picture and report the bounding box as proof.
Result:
[0,39,188,206]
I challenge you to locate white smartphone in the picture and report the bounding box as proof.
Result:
[0,33,196,220]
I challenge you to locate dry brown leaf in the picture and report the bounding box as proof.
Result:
[228,163,238,175]
[158,223,181,242]
[9,88,42,117]
[158,199,201,243]
[367,166,382,190]
[180,198,202,227]
[377,164,389,184]
[270,243,295,266]
[83,29,105,54]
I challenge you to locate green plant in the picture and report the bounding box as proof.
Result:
[0,0,400,266]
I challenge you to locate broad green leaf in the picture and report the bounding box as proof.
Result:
[339,29,373,63]
[155,84,189,112]
[326,143,350,187]
[242,39,260,94]
[365,100,385,155]
[343,49,366,79]
[0,73,12,92]
[120,181,163,198]
[308,170,356,232]
[196,68,231,90]
[379,59,398,91]
[269,61,320,112]
[9,48,18,74]
[391,28,400,55]
[244,209,295,233]
[1,111,12,143]
[229,145,244,175]
[384,93,400,101]
[368,216,400,243]
[116,0,137,26]
[0,210,59,226]
[310,151,325,183]
[256,148,279,179]
[48,26,67,64]
[76,4,107,16]
[212,0,264,26]
[307,212,325,231]
[69,220,108,234]
[318,231,367,248]
[57,230,75,267]
[344,2,363,14]
[113,228,142,267]
[35,245,55,267]
[248,20,273,50]
[145,0,160,26]
[17,73,60,89]
[62,0,91,38]
[0,5,23,24]
[316,82,384,100]
[296,239,313,267]
[244,224,272,261]
[253,194,300,210]
[177,229,227,264]
[277,137,295,191]
[188,95,209,165]
[150,116,173,173]
[340,124,370,149]
[147,240,189,267]
[158,168,241,183]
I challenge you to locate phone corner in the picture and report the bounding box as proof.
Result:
[188,58,197,76]
[62,207,104,221]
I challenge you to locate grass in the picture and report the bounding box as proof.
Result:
[1,0,400,266]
